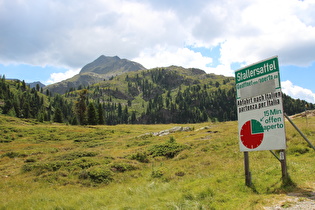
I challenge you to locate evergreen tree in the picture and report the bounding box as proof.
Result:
[117,103,122,123]
[71,117,78,125]
[2,99,13,114]
[75,89,88,125]
[37,111,45,122]
[53,107,63,123]
[22,102,31,118]
[131,111,137,124]
[122,105,129,124]
[21,80,26,91]
[87,102,98,125]
[98,103,105,124]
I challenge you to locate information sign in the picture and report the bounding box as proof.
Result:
[235,56,286,151]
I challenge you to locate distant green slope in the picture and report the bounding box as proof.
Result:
[0,69,314,125]
[64,66,237,124]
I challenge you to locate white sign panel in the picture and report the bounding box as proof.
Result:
[235,56,286,151]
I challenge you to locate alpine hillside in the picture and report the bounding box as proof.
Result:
[0,56,314,125]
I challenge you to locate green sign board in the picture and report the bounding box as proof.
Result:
[235,57,279,84]
[235,56,286,151]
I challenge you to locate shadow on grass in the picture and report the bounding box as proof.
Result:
[286,188,315,202]
[266,174,315,198]
[246,174,297,195]
[245,182,259,194]
[281,175,315,202]
[281,175,297,190]
[267,175,315,209]
[267,175,297,194]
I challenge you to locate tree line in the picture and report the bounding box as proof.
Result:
[0,72,314,125]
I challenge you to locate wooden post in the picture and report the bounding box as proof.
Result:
[279,149,288,180]
[284,113,315,151]
[244,151,251,186]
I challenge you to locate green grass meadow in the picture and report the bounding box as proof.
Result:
[0,114,315,209]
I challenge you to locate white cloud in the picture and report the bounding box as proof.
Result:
[206,63,234,76]
[213,0,315,67]
[133,46,211,68]
[0,0,186,69]
[46,69,80,85]
[133,45,236,76]
[1,0,315,69]
[281,80,315,103]
[1,0,315,95]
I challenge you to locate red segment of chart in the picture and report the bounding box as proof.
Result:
[240,120,264,149]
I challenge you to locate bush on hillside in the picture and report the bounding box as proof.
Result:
[148,138,189,158]
[57,151,99,160]
[85,166,113,184]
[128,151,149,163]
[110,161,138,172]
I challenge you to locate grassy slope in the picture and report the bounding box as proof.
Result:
[0,114,314,209]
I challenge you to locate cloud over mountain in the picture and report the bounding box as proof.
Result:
[1,0,315,71]
[1,0,315,102]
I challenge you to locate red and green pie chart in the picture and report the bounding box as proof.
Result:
[240,119,264,149]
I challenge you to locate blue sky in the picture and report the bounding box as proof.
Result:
[1,0,315,103]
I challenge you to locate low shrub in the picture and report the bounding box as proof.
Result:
[126,140,151,147]
[197,188,215,200]
[110,161,138,172]
[22,157,106,174]
[72,158,101,169]
[83,142,105,148]
[24,158,37,163]
[86,166,113,184]
[128,152,149,163]
[57,151,99,160]
[175,171,185,177]
[1,151,27,158]
[148,139,189,158]
[0,135,14,143]
[151,168,164,178]
[21,161,68,174]
[73,138,90,142]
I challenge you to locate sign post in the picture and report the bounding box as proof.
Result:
[279,150,288,180]
[244,151,251,186]
[235,56,287,185]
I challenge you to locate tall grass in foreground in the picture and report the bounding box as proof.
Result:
[0,114,314,209]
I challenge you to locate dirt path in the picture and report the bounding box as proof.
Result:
[264,191,315,209]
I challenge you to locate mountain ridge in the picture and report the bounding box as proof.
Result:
[27,81,46,89]
[80,55,146,75]
[45,55,146,94]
